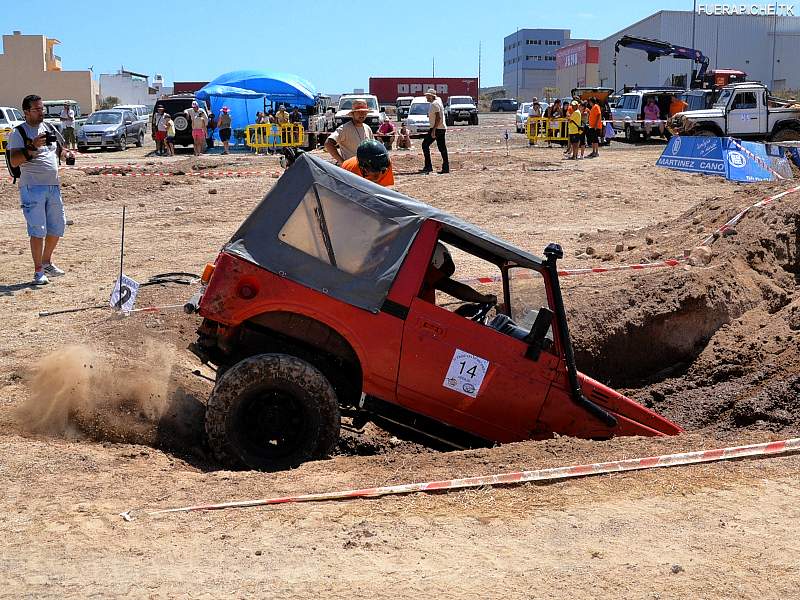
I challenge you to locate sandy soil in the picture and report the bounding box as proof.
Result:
[1,114,799,598]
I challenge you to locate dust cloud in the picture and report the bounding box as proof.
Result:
[17,341,176,445]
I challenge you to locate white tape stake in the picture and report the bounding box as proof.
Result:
[130,437,800,518]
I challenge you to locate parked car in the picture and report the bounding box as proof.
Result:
[490,98,519,112]
[334,94,383,132]
[113,104,150,123]
[612,87,682,141]
[152,95,210,148]
[404,97,430,137]
[0,106,24,134]
[76,109,146,151]
[445,96,478,126]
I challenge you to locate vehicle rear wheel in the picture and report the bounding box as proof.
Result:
[770,128,800,142]
[205,353,341,471]
[136,131,144,147]
[693,129,717,137]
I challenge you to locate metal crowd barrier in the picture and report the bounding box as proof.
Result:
[245,123,305,150]
[526,117,569,145]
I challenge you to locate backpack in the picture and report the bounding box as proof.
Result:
[5,122,62,184]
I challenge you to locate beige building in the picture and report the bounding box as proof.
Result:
[0,31,97,113]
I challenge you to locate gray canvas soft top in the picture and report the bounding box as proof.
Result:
[226,153,543,313]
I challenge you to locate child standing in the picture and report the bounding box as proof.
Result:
[165,114,176,156]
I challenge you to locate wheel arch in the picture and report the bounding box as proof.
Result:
[770,119,800,137]
[693,121,724,136]
[239,310,365,407]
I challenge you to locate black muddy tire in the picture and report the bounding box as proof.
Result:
[205,353,340,471]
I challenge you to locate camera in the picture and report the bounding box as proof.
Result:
[45,131,57,144]
[65,154,75,166]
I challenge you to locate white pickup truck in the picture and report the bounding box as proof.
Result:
[668,82,800,142]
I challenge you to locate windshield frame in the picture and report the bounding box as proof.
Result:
[505,266,554,339]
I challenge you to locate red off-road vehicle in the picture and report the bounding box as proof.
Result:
[187,154,681,470]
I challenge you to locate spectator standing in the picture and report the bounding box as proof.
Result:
[59,104,76,150]
[544,99,562,147]
[579,101,590,159]
[290,107,302,124]
[530,97,543,118]
[164,114,175,156]
[275,105,290,125]
[218,106,232,154]
[324,99,374,164]
[422,88,449,174]
[339,140,395,187]
[669,95,689,117]
[152,105,168,155]
[206,109,216,149]
[566,100,582,160]
[587,97,602,158]
[266,110,276,124]
[186,101,208,156]
[376,118,397,150]
[563,100,576,156]
[7,94,74,285]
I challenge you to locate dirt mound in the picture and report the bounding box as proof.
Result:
[566,183,800,434]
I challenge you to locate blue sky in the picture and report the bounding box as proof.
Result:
[7,0,695,92]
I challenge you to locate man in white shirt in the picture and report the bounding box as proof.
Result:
[324,99,374,164]
[422,88,449,174]
[60,104,76,150]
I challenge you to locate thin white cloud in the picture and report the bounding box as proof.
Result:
[577,12,596,19]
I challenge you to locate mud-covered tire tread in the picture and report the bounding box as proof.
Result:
[205,353,340,471]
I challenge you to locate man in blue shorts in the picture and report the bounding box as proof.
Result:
[7,94,75,285]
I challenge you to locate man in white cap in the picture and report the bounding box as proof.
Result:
[422,88,449,174]
[185,100,208,156]
[324,98,374,164]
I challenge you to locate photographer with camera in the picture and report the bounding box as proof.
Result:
[7,94,75,285]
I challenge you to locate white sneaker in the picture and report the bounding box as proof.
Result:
[43,263,65,277]
[33,271,50,285]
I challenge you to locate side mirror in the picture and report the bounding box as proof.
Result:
[125,120,133,125]
[524,307,554,360]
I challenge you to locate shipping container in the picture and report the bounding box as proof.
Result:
[369,77,479,104]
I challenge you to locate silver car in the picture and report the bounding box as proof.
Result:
[77,109,146,151]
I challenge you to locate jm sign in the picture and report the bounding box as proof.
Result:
[697,3,795,15]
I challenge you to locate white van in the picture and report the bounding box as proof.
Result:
[404,97,431,137]
[113,104,150,123]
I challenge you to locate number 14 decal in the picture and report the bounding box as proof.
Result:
[443,349,489,398]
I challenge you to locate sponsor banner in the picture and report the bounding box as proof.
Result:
[656,136,726,176]
[657,136,793,182]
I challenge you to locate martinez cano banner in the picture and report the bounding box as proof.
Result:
[657,136,794,182]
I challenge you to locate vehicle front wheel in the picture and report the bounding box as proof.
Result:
[205,353,341,471]
[693,129,717,137]
[117,134,127,151]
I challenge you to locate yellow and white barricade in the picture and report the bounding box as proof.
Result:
[526,117,569,145]
[245,123,305,150]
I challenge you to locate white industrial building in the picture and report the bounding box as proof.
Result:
[98,69,173,107]
[502,29,578,100]
[598,10,800,92]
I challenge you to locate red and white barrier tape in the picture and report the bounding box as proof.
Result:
[125,437,800,518]
[700,183,800,246]
[61,167,277,178]
[727,137,786,181]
